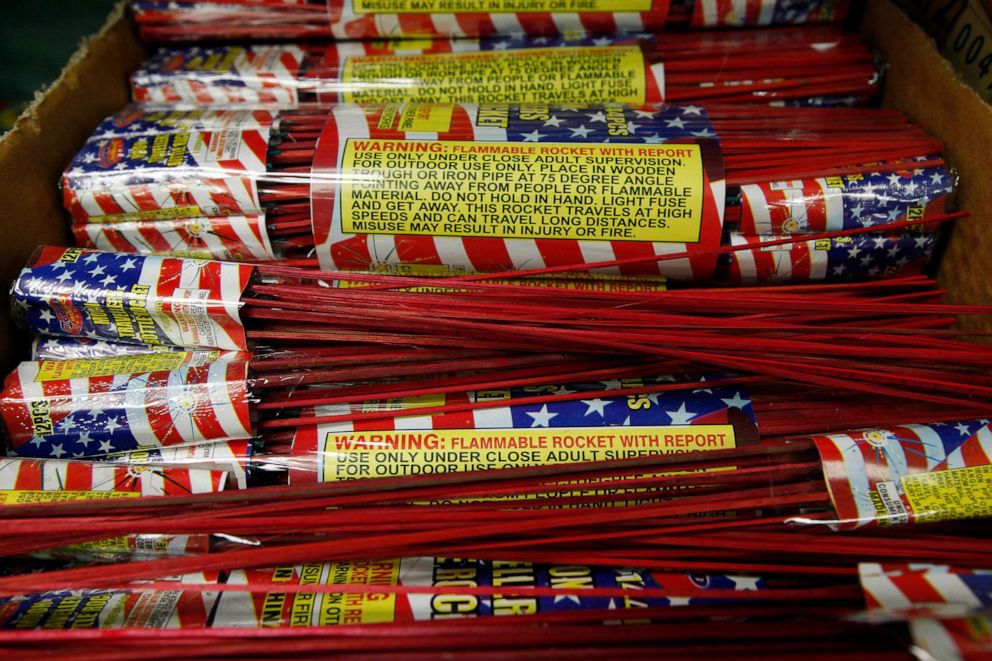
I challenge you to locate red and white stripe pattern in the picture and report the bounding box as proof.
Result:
[63,128,272,224]
[860,563,992,612]
[132,45,307,106]
[739,178,848,235]
[328,1,668,38]
[0,456,229,498]
[73,215,277,261]
[0,352,253,452]
[141,252,253,350]
[725,233,830,283]
[811,421,992,530]
[311,103,723,281]
[691,0,847,26]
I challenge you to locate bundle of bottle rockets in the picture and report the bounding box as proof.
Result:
[2,2,992,658]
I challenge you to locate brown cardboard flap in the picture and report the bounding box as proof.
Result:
[864,0,992,330]
[0,3,147,369]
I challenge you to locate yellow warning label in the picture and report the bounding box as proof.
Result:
[341,46,646,105]
[398,104,455,132]
[902,464,992,523]
[341,139,704,243]
[319,560,400,625]
[0,490,141,504]
[360,393,447,413]
[354,0,653,12]
[319,425,735,480]
[89,206,205,223]
[35,352,213,381]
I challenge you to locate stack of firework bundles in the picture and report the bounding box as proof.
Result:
[130,30,878,109]
[64,100,952,282]
[130,0,854,42]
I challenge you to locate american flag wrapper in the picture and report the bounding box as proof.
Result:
[737,161,954,235]
[0,352,253,458]
[130,0,850,41]
[808,420,992,530]
[211,558,768,626]
[72,215,279,261]
[31,336,171,361]
[908,612,992,660]
[131,38,664,108]
[62,120,272,223]
[0,582,217,629]
[90,106,278,140]
[12,247,253,350]
[722,232,937,284]
[101,440,253,489]
[311,103,725,279]
[288,377,757,484]
[859,563,992,612]
[0,456,230,502]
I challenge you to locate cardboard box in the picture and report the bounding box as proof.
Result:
[0,0,990,370]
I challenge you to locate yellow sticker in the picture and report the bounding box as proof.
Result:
[320,425,735,481]
[360,393,447,413]
[354,0,653,12]
[341,46,646,105]
[0,490,141,504]
[902,464,992,523]
[341,139,704,243]
[319,561,399,625]
[35,352,210,381]
[88,206,205,223]
[398,104,456,132]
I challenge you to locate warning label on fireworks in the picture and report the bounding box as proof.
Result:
[353,0,653,10]
[339,139,705,243]
[314,426,735,481]
[812,421,992,530]
[902,465,992,523]
[341,47,648,105]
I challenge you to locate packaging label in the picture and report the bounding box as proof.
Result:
[353,0,654,10]
[73,215,278,262]
[738,164,953,235]
[290,378,756,484]
[859,563,992,611]
[317,425,735,481]
[13,247,252,351]
[813,420,992,529]
[0,457,229,498]
[2,352,253,457]
[340,139,703,243]
[212,558,765,627]
[63,126,270,223]
[93,108,276,141]
[692,0,847,27]
[32,337,180,361]
[0,589,214,629]
[35,351,218,381]
[341,47,648,105]
[131,45,306,106]
[313,103,724,280]
[724,232,936,284]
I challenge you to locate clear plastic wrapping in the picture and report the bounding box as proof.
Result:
[282,377,758,484]
[0,351,253,457]
[11,247,253,350]
[63,103,726,279]
[721,232,938,284]
[129,31,875,109]
[803,420,992,529]
[130,0,853,42]
[736,163,955,236]
[0,557,769,629]
[0,456,231,501]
